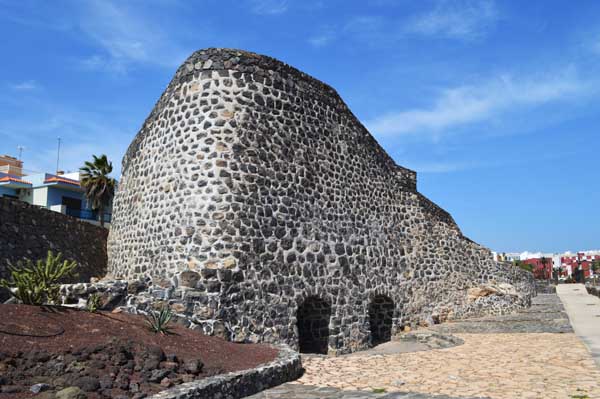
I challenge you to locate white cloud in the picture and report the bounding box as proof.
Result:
[11,80,38,90]
[248,0,289,15]
[367,68,588,137]
[308,29,336,47]
[77,0,190,71]
[406,0,499,40]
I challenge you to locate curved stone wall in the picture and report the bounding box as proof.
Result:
[108,48,534,354]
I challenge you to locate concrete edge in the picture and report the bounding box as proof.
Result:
[147,344,302,399]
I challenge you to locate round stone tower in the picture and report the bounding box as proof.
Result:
[108,48,534,354]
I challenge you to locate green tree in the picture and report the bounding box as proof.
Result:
[80,154,116,227]
[514,260,534,273]
[552,265,563,283]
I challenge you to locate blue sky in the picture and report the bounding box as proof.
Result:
[1,0,599,253]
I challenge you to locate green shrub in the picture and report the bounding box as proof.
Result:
[0,251,77,305]
[145,306,174,335]
[513,260,533,273]
[86,293,102,313]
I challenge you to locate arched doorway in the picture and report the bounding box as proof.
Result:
[297,296,331,354]
[368,295,394,345]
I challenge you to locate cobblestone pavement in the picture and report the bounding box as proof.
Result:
[248,294,600,399]
[249,384,490,399]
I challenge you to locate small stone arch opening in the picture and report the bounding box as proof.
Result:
[369,295,395,345]
[297,296,331,354]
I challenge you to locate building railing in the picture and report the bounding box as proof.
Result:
[0,165,24,175]
[65,207,112,223]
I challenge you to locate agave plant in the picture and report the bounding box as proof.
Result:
[145,306,174,335]
[86,293,103,313]
[0,251,77,305]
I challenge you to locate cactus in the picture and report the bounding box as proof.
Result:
[0,251,77,305]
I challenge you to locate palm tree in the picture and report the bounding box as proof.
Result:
[80,154,116,227]
[540,257,549,280]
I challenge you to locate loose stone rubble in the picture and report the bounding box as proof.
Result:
[106,48,535,354]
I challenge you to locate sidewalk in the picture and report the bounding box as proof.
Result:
[556,283,600,367]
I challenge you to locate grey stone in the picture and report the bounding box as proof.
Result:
[1,385,21,393]
[55,386,87,399]
[30,383,50,393]
[73,376,100,392]
[179,270,200,288]
[184,358,204,374]
[148,369,170,383]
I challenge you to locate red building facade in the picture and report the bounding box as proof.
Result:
[560,253,600,279]
[522,257,553,279]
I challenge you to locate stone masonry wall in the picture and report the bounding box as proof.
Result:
[0,197,107,298]
[107,48,535,354]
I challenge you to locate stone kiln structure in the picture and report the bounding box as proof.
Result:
[108,48,534,354]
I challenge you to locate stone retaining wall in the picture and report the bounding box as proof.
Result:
[107,48,535,354]
[586,284,600,298]
[0,197,107,300]
[148,345,301,399]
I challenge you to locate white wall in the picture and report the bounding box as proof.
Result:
[32,186,48,207]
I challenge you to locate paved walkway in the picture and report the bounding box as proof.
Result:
[248,294,600,399]
[557,283,600,367]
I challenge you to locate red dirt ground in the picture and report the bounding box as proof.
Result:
[0,304,279,398]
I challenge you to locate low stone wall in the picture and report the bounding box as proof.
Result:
[59,280,129,309]
[148,345,301,399]
[586,284,600,298]
[0,197,107,300]
[57,275,534,346]
[535,280,556,294]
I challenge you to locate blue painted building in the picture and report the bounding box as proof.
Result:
[0,155,112,227]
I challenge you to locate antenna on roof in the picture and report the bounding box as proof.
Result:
[17,145,25,161]
[56,137,61,174]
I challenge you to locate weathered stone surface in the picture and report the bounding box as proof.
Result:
[247,384,490,399]
[58,280,127,310]
[430,294,572,334]
[55,386,87,399]
[107,48,535,355]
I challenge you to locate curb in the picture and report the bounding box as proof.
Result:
[147,345,301,399]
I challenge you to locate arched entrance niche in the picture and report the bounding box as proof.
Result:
[368,294,394,345]
[297,296,331,354]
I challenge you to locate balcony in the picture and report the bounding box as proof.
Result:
[46,204,111,227]
[0,164,24,176]
[65,207,112,224]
